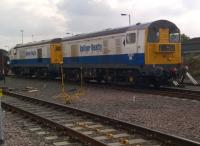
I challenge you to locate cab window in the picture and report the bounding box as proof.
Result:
[126,33,136,44]
[148,28,159,43]
[169,32,180,43]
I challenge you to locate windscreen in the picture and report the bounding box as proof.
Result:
[169,29,180,43]
[147,20,180,43]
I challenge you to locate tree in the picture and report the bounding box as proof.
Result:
[181,33,190,42]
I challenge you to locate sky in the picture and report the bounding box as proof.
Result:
[0,0,200,50]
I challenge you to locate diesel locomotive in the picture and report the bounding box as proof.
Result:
[9,20,186,86]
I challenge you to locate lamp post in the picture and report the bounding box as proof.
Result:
[121,13,131,26]
[32,34,34,42]
[20,29,24,44]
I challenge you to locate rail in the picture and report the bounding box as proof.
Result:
[1,91,200,146]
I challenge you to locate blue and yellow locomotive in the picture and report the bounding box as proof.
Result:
[9,20,185,86]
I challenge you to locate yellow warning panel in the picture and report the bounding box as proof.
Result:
[159,28,169,43]
[50,43,63,64]
[145,43,181,65]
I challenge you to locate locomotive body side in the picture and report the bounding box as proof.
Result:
[60,27,147,83]
[10,42,51,76]
[62,28,146,68]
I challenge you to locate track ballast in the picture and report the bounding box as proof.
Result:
[1,91,200,146]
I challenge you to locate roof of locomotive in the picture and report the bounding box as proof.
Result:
[13,39,52,49]
[13,20,179,49]
[62,23,150,42]
[62,20,179,42]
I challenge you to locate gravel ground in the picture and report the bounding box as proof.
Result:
[1,76,200,143]
[2,112,49,146]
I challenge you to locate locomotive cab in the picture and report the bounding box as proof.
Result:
[145,20,181,65]
[144,20,185,86]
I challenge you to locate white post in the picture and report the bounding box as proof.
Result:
[128,14,131,25]
[21,30,24,44]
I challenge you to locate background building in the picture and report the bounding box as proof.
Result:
[182,37,200,78]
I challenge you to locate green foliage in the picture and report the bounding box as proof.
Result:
[184,54,200,78]
[181,34,190,43]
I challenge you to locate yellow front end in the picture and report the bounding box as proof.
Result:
[145,28,182,65]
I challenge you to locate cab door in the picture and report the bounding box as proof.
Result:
[37,48,42,62]
[125,31,137,62]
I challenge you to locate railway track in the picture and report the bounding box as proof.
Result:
[157,87,200,100]
[1,91,200,146]
[84,81,200,101]
[129,87,200,101]
[5,111,81,146]
[8,76,200,101]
